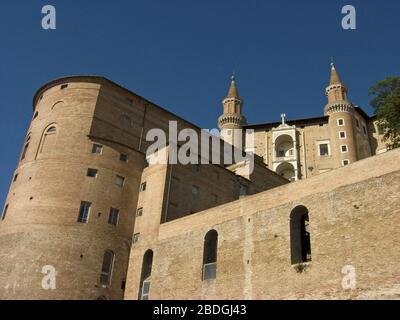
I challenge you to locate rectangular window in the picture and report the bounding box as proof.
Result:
[100,251,114,286]
[342,159,350,166]
[341,145,348,153]
[115,175,125,187]
[355,118,360,128]
[132,233,140,244]
[77,201,91,223]
[13,174,18,182]
[136,207,143,217]
[2,204,9,221]
[108,208,119,226]
[87,168,98,178]
[239,184,248,196]
[140,182,147,192]
[141,279,151,300]
[92,144,103,154]
[192,185,200,196]
[339,131,346,139]
[319,143,329,156]
[120,153,129,163]
[60,84,68,90]
[362,125,367,135]
[337,119,344,126]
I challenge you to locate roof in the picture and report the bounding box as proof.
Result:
[244,115,329,129]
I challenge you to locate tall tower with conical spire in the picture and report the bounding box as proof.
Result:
[218,75,247,149]
[324,62,358,166]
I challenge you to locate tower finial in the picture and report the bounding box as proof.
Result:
[330,57,335,70]
[227,73,239,98]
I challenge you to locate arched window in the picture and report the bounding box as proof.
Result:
[202,230,218,280]
[139,250,153,300]
[38,125,57,155]
[290,206,311,265]
[100,250,115,287]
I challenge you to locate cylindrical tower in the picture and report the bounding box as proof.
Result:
[0,77,145,300]
[324,64,358,167]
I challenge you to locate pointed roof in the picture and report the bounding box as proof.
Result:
[227,75,240,98]
[329,62,342,85]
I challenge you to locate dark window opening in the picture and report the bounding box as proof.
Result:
[290,205,311,265]
[108,208,119,226]
[133,233,140,244]
[2,204,9,221]
[140,182,147,192]
[87,168,98,178]
[92,144,103,154]
[115,175,125,187]
[77,201,91,223]
[60,84,68,90]
[319,144,329,156]
[136,207,143,217]
[120,153,129,162]
[100,250,114,287]
[13,174,18,182]
[138,250,153,300]
[21,143,29,160]
[202,230,218,280]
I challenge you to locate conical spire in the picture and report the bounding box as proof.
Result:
[329,62,342,85]
[227,74,240,98]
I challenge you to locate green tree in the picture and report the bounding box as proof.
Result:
[369,77,400,150]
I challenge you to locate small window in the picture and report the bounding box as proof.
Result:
[60,84,68,90]
[115,175,125,187]
[92,144,103,155]
[33,112,38,120]
[77,201,91,223]
[87,168,98,178]
[355,118,360,128]
[100,250,114,287]
[121,280,126,291]
[339,131,346,139]
[319,143,329,156]
[46,127,56,134]
[133,233,140,244]
[239,184,248,196]
[341,145,348,153]
[13,174,19,182]
[337,119,344,126]
[140,182,147,192]
[2,204,9,221]
[342,159,350,166]
[108,208,119,226]
[120,154,129,163]
[119,115,131,125]
[227,129,232,136]
[192,185,200,196]
[136,207,143,217]
[362,125,367,135]
[21,143,29,160]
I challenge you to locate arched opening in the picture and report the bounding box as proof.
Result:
[274,134,294,158]
[100,250,114,287]
[276,162,296,181]
[138,250,153,300]
[202,230,218,280]
[39,125,58,155]
[290,206,311,265]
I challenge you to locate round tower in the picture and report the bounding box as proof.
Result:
[0,77,145,300]
[218,75,247,150]
[324,63,358,167]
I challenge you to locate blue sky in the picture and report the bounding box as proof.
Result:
[0,0,399,207]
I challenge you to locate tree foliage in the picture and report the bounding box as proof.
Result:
[369,77,400,150]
